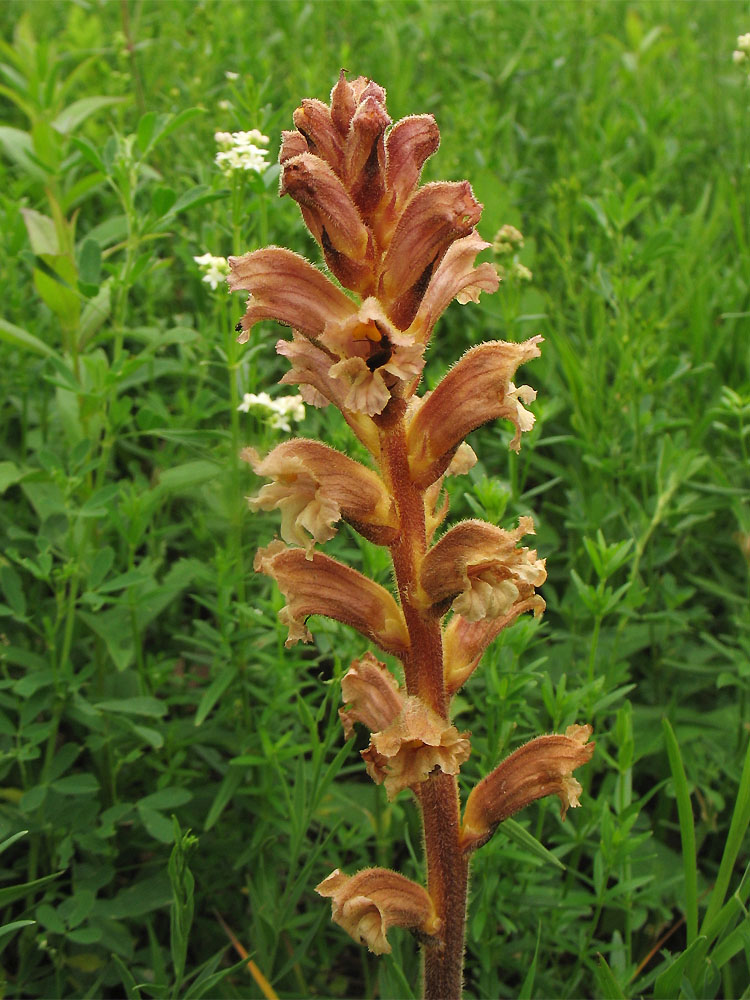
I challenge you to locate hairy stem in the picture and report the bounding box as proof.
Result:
[378,398,468,999]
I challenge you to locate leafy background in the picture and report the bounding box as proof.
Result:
[0,1,748,997]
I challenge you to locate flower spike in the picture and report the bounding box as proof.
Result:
[230,73,595,999]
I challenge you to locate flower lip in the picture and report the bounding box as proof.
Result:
[243,438,399,555]
[361,695,471,800]
[420,517,546,621]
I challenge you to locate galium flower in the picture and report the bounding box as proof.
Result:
[214,129,270,176]
[237,391,305,432]
[193,252,230,290]
[228,72,594,1000]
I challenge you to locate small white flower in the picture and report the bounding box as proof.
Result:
[218,99,232,111]
[214,129,270,176]
[734,49,747,64]
[193,252,230,290]
[225,70,240,80]
[511,262,533,282]
[494,224,525,253]
[238,392,306,432]
[738,33,750,52]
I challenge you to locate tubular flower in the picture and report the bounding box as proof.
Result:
[443,592,546,695]
[339,651,404,739]
[253,541,409,654]
[406,336,543,489]
[460,725,595,854]
[316,868,442,955]
[361,696,471,800]
[243,440,398,556]
[420,517,546,620]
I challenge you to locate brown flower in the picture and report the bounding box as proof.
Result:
[339,651,404,739]
[442,593,546,695]
[228,72,501,424]
[406,336,543,489]
[362,696,471,800]
[460,725,595,854]
[254,541,409,655]
[420,516,546,620]
[243,439,398,556]
[316,867,442,954]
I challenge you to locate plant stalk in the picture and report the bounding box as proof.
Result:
[378,399,468,999]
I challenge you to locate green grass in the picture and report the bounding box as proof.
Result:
[0,1,749,997]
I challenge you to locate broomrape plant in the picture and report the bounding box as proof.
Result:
[228,73,594,1000]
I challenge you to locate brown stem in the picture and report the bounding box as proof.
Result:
[377,400,468,999]
[420,772,468,999]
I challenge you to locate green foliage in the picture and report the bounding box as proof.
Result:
[0,0,748,997]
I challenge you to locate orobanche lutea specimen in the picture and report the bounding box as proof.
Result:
[229,72,594,1000]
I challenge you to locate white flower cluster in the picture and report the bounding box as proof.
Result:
[493,224,525,256]
[238,391,306,432]
[733,33,750,67]
[214,129,270,177]
[193,253,230,290]
[492,225,533,283]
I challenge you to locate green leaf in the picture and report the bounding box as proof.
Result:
[0,565,26,617]
[21,208,59,255]
[88,546,115,590]
[203,768,243,833]
[662,717,698,944]
[94,696,167,718]
[78,607,134,671]
[51,773,100,796]
[194,666,237,727]
[138,788,192,811]
[653,936,708,999]
[138,806,175,843]
[51,96,127,135]
[152,186,177,218]
[146,107,204,154]
[154,460,219,494]
[0,830,29,856]
[111,953,142,1000]
[0,870,64,908]
[163,185,226,218]
[33,255,80,327]
[594,953,627,999]
[501,818,565,870]
[135,110,157,154]
[70,135,106,174]
[94,874,171,919]
[78,237,101,286]
[78,483,120,517]
[0,125,45,179]
[0,920,35,946]
[0,461,26,492]
[519,922,542,1000]
[700,737,750,933]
